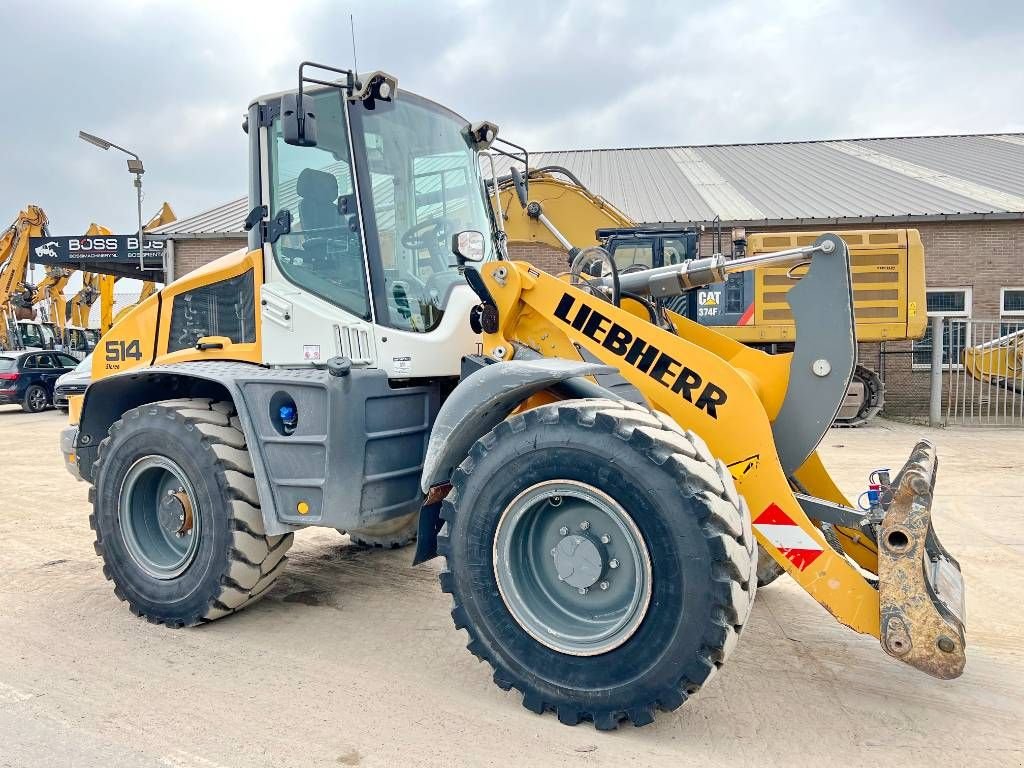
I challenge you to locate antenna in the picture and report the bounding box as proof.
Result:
[350,14,359,77]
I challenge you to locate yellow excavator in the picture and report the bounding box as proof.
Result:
[62,63,965,730]
[965,327,1023,393]
[495,167,927,425]
[0,205,49,350]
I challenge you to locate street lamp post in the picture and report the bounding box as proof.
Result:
[78,131,157,273]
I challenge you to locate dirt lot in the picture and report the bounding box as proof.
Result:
[0,406,1021,768]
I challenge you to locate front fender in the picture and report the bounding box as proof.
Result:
[413,356,616,566]
[420,357,614,494]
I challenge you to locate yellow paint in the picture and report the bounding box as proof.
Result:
[481,260,882,637]
[744,229,926,343]
[154,247,263,365]
[67,393,84,426]
[499,175,633,249]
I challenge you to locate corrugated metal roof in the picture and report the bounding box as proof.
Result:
[153,196,249,236]
[156,132,1024,235]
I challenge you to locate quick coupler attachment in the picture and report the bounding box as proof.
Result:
[877,440,966,679]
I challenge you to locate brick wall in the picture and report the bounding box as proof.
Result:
[172,237,248,278]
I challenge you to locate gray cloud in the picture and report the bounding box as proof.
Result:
[3,0,1023,241]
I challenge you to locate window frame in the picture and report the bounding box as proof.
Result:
[1001,287,1024,317]
[912,287,972,370]
[266,90,373,322]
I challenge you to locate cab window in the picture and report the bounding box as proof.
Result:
[354,94,493,333]
[662,237,691,265]
[611,241,654,272]
[269,90,370,319]
[19,324,42,347]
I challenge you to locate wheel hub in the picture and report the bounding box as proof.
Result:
[493,480,652,656]
[551,534,603,590]
[160,489,194,537]
[118,456,202,580]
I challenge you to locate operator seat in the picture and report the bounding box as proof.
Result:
[294,168,361,290]
[296,168,339,233]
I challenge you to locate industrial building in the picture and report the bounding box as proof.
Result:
[154,132,1024,418]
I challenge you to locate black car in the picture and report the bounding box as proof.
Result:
[0,351,80,413]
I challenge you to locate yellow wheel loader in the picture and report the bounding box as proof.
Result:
[64,63,966,730]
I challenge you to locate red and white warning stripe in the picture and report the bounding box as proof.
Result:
[752,503,824,571]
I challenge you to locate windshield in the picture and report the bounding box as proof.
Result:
[352,93,494,332]
[0,357,15,372]
[18,323,43,347]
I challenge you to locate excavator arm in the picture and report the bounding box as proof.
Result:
[0,205,49,350]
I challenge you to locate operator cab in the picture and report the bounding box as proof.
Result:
[242,65,498,374]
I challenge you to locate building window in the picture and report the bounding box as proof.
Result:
[1001,288,1024,336]
[912,288,971,368]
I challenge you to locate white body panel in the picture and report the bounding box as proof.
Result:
[373,285,481,378]
[261,240,480,377]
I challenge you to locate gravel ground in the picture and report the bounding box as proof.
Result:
[0,406,1021,767]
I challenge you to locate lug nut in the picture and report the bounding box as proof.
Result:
[579,520,590,531]
[558,526,569,536]
[550,496,562,507]
[599,581,609,590]
[609,559,620,569]
[599,534,610,544]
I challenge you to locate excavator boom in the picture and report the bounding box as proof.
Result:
[0,205,49,350]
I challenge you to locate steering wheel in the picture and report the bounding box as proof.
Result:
[401,217,458,251]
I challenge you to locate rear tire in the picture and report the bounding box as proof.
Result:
[90,398,294,626]
[343,510,418,549]
[22,384,48,413]
[439,398,756,729]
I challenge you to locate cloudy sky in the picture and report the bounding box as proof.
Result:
[4,0,1024,238]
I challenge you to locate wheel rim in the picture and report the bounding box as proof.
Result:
[29,388,46,410]
[118,455,202,580]
[493,480,652,656]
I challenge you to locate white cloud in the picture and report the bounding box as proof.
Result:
[2,0,1022,236]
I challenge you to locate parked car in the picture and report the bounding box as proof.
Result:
[54,353,93,411]
[0,350,80,413]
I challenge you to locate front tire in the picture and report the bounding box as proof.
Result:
[90,398,293,626]
[439,399,756,729]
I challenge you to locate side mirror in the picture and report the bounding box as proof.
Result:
[510,167,528,209]
[451,230,485,265]
[281,93,318,147]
